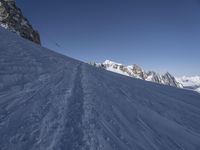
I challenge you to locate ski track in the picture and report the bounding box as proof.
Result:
[59,64,85,150]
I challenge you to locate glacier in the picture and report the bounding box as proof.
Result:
[1,27,200,150]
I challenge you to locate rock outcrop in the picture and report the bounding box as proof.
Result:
[0,0,41,44]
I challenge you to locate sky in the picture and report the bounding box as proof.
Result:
[16,0,200,76]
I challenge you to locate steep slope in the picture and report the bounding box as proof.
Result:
[176,76,200,93]
[0,0,40,44]
[1,28,200,150]
[92,60,182,88]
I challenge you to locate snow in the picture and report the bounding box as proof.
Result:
[196,87,200,92]
[103,60,122,66]
[0,23,8,29]
[101,61,142,79]
[102,60,131,77]
[176,76,200,86]
[1,27,200,150]
[106,66,130,77]
[176,76,200,93]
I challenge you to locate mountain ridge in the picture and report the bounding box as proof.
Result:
[91,60,183,88]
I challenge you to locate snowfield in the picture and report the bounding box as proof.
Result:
[176,76,200,93]
[1,27,200,150]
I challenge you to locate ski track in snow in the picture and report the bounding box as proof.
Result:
[1,28,200,150]
[59,64,85,150]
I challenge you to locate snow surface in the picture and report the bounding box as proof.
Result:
[176,76,200,93]
[1,27,200,150]
[196,87,200,92]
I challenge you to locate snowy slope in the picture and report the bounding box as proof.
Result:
[176,76,200,93]
[1,28,200,150]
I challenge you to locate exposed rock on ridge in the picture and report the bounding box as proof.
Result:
[0,0,41,44]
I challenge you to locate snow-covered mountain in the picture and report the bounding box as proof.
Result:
[1,27,200,150]
[0,0,40,44]
[176,76,200,93]
[91,60,182,88]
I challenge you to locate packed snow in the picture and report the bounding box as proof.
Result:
[1,27,200,150]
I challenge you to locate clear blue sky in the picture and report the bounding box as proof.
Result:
[16,0,200,76]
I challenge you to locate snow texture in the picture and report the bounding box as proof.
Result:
[1,27,200,150]
[176,76,200,93]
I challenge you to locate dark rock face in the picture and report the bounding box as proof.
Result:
[0,0,41,44]
[162,72,181,87]
[147,71,183,88]
[146,71,162,83]
[131,64,147,80]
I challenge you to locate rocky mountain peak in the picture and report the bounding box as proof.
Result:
[129,64,146,79]
[130,64,141,73]
[0,0,41,44]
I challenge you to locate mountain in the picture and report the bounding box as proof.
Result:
[91,60,182,88]
[0,0,40,44]
[1,27,200,150]
[176,76,200,93]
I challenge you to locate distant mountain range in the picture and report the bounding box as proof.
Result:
[90,60,200,93]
